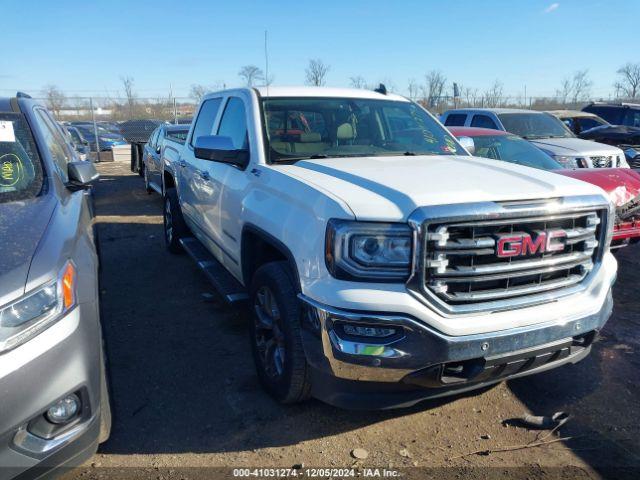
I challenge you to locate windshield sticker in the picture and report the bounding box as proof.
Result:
[443,136,458,153]
[0,153,24,188]
[0,121,16,143]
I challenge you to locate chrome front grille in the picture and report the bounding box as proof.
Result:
[590,156,613,168]
[408,197,609,314]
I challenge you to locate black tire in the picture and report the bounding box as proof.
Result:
[143,162,153,194]
[249,262,311,404]
[163,188,188,254]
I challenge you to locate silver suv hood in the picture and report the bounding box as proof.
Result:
[0,195,56,305]
[529,137,622,156]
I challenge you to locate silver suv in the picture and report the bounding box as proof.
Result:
[441,108,628,168]
[0,94,110,479]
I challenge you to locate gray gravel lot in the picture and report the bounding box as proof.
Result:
[66,160,640,479]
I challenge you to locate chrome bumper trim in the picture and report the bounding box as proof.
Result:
[298,289,613,383]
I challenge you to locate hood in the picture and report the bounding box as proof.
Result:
[529,137,622,156]
[579,125,640,145]
[276,155,603,221]
[558,168,640,206]
[0,195,56,303]
[100,134,125,142]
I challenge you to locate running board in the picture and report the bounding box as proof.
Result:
[179,237,249,305]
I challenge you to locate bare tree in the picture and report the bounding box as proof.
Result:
[42,84,66,117]
[423,70,447,107]
[555,70,593,105]
[570,70,592,103]
[614,62,640,99]
[305,59,330,86]
[350,76,368,89]
[120,76,136,119]
[483,80,504,107]
[463,86,479,107]
[407,79,419,100]
[238,65,264,87]
[555,78,573,104]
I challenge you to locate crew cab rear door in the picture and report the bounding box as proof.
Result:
[196,94,253,278]
[177,97,223,226]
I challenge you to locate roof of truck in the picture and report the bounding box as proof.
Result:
[547,110,598,118]
[448,127,509,137]
[254,86,409,102]
[445,108,540,115]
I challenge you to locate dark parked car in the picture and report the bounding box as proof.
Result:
[71,124,127,152]
[118,119,162,175]
[0,93,110,478]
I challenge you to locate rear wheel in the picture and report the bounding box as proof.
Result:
[143,163,153,194]
[163,188,188,254]
[249,262,311,404]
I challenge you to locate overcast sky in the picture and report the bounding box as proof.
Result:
[0,0,635,99]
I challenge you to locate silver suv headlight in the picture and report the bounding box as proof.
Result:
[325,220,412,281]
[553,155,584,168]
[0,262,77,353]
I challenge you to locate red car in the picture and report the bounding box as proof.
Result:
[449,127,640,248]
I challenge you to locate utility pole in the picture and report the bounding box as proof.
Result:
[90,97,100,162]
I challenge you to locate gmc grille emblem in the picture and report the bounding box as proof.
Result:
[496,230,567,258]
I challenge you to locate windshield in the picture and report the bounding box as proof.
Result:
[0,113,44,203]
[68,128,83,143]
[262,97,465,162]
[498,113,574,139]
[468,134,563,170]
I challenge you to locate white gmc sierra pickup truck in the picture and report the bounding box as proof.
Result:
[160,86,616,409]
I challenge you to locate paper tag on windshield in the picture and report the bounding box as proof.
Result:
[0,121,16,142]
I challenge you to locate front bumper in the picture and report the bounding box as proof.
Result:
[0,303,103,479]
[299,289,613,409]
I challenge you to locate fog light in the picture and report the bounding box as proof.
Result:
[46,394,80,424]
[342,324,397,338]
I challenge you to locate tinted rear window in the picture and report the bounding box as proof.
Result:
[0,113,44,203]
[583,106,624,125]
[444,113,467,126]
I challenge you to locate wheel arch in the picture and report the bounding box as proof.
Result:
[241,224,301,292]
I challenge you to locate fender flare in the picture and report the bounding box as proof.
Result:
[241,223,301,292]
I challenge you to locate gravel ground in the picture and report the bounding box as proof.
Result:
[65,161,640,480]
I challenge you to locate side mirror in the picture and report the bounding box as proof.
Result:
[458,136,475,155]
[67,161,99,189]
[194,135,249,168]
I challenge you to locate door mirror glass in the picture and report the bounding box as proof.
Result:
[457,136,475,155]
[194,135,249,168]
[67,161,99,188]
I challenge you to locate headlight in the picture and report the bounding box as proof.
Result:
[325,220,412,281]
[553,155,584,168]
[0,262,77,352]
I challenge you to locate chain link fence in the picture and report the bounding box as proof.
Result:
[35,92,631,164]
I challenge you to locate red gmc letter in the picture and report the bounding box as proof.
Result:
[496,236,523,257]
[522,232,547,255]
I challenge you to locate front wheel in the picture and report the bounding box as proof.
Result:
[249,262,311,404]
